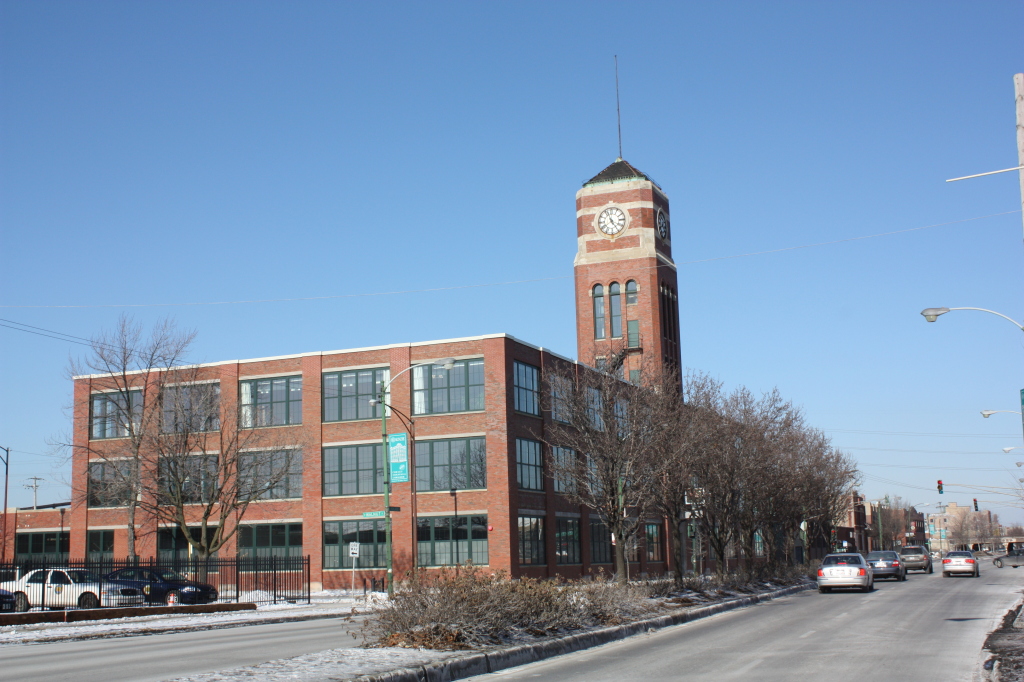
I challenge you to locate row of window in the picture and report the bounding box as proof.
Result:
[15,519,663,568]
[89,435,587,507]
[592,281,639,341]
[90,360,491,440]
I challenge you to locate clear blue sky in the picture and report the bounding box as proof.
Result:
[1,2,1022,521]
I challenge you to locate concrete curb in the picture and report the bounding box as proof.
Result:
[0,602,257,627]
[351,582,814,682]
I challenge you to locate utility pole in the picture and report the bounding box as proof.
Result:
[0,446,9,563]
[24,477,43,510]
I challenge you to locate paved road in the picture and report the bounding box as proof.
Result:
[1,615,363,682]
[469,567,1024,682]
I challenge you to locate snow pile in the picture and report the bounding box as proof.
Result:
[167,646,456,682]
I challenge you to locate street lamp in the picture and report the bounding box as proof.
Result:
[1003,447,1024,454]
[982,410,1023,418]
[920,307,1024,331]
[372,357,456,597]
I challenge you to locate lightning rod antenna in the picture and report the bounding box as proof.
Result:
[615,55,622,160]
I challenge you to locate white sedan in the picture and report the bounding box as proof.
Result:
[0,568,144,611]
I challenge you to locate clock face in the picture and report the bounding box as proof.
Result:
[597,207,627,236]
[657,211,670,239]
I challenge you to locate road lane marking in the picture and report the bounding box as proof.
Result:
[798,630,816,639]
[730,657,765,675]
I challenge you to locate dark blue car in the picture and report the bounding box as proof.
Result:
[0,588,15,612]
[103,567,218,605]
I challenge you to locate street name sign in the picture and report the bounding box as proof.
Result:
[363,511,385,518]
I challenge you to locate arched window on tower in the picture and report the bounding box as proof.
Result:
[609,282,622,338]
[593,285,606,339]
[625,280,638,305]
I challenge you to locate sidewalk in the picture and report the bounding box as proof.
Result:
[0,589,378,646]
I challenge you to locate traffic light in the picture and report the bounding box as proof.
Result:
[974,499,979,512]
[937,480,944,494]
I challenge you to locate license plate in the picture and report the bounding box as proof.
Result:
[876,562,885,567]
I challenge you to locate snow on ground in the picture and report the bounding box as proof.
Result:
[0,590,380,646]
[167,647,457,682]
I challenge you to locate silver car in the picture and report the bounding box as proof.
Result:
[817,553,874,593]
[993,549,1024,569]
[942,550,980,577]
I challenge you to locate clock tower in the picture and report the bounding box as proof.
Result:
[574,158,681,380]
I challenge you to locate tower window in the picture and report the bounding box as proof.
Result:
[593,285,605,339]
[626,280,638,305]
[609,283,622,338]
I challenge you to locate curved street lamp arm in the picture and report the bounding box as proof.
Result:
[946,307,1024,331]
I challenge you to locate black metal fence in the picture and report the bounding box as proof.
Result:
[0,555,310,611]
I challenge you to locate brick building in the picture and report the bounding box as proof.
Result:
[2,158,684,589]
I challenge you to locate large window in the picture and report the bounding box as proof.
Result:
[238,523,303,558]
[162,383,220,433]
[324,520,385,569]
[88,530,115,562]
[323,368,389,422]
[323,444,383,496]
[15,532,69,563]
[609,282,622,338]
[551,446,575,493]
[625,280,638,305]
[417,515,488,566]
[518,515,545,566]
[627,320,640,348]
[415,438,486,491]
[90,390,142,439]
[412,360,484,415]
[590,519,612,564]
[516,439,543,491]
[646,523,663,562]
[593,285,605,339]
[513,361,540,415]
[158,454,218,505]
[550,375,571,423]
[157,527,217,562]
[240,376,302,427]
[88,460,131,508]
[556,518,582,565]
[240,449,303,500]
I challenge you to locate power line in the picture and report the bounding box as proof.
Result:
[828,428,1019,439]
[840,446,1020,455]
[1,209,1017,310]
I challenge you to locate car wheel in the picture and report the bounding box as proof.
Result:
[165,590,180,605]
[78,592,99,610]
[943,571,950,577]
[900,572,907,581]
[928,565,933,574]
[995,559,1004,568]
[14,593,29,612]
[865,582,874,592]
[818,586,829,593]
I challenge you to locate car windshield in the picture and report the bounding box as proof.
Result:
[66,570,101,584]
[155,569,185,582]
[822,555,862,566]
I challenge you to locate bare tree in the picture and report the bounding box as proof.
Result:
[544,362,677,582]
[68,316,195,558]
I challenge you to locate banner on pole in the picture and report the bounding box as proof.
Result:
[389,433,409,483]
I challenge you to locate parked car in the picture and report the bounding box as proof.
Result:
[0,568,144,611]
[899,546,933,573]
[994,549,1024,569]
[942,550,981,578]
[817,553,874,593]
[866,550,907,581]
[103,567,218,605]
[0,588,16,612]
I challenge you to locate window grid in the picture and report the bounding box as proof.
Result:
[412,360,484,415]
[323,444,384,496]
[415,438,487,492]
[609,282,622,338]
[324,520,386,569]
[555,517,581,565]
[240,376,302,427]
[417,515,489,567]
[626,320,640,348]
[157,527,218,562]
[516,439,543,491]
[87,461,131,508]
[323,368,390,422]
[90,390,142,440]
[646,523,663,562]
[513,361,540,416]
[88,530,114,562]
[589,519,612,564]
[625,280,638,305]
[162,384,221,433]
[593,285,605,339]
[518,515,545,566]
[552,446,575,493]
[241,449,303,500]
[238,523,303,558]
[15,532,69,563]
